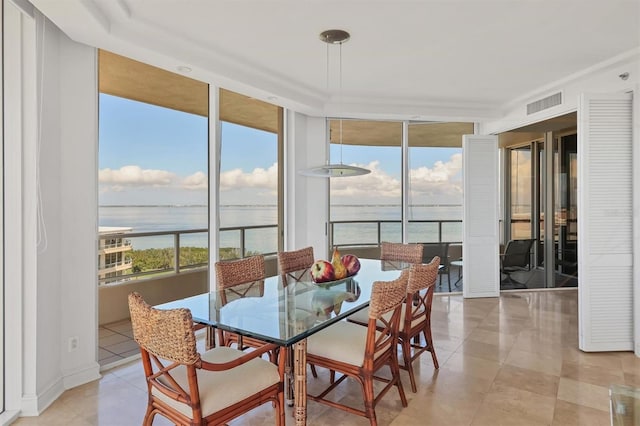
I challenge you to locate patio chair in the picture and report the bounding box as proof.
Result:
[128,292,285,426]
[380,241,423,264]
[500,238,536,288]
[306,272,409,425]
[215,255,276,362]
[421,242,451,290]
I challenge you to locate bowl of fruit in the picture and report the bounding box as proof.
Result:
[310,248,361,284]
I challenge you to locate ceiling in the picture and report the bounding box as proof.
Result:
[34,0,640,122]
[100,50,472,146]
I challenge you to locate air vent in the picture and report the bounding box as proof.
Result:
[527,92,562,115]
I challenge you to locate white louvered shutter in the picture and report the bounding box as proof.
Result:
[578,92,633,351]
[462,135,500,298]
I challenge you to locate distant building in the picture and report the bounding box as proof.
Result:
[98,226,133,283]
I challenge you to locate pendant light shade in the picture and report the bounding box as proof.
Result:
[299,30,371,178]
[299,163,371,177]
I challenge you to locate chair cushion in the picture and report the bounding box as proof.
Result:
[153,346,280,419]
[307,321,384,366]
[349,305,425,330]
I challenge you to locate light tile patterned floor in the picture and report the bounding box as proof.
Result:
[15,289,635,425]
[98,319,139,367]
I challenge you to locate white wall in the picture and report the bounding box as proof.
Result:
[285,112,329,259]
[4,8,101,418]
[4,1,37,420]
[481,51,639,135]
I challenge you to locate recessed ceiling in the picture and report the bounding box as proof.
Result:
[34,0,640,121]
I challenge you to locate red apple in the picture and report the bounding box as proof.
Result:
[341,254,361,276]
[311,260,335,283]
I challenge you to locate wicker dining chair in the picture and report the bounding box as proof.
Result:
[398,256,441,392]
[380,241,423,264]
[346,256,441,392]
[277,246,314,286]
[128,292,285,426]
[346,241,419,328]
[214,255,276,361]
[305,272,409,425]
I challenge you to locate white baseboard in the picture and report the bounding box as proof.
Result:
[62,361,101,389]
[0,410,20,426]
[20,376,64,416]
[15,362,101,419]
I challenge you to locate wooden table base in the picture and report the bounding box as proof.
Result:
[294,338,307,425]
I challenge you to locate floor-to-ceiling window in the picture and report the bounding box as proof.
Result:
[509,145,533,240]
[408,122,468,244]
[96,52,284,368]
[329,120,402,248]
[218,89,283,259]
[328,119,472,292]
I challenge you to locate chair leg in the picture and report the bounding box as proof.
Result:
[362,374,377,426]
[143,407,155,426]
[276,385,285,426]
[447,270,451,292]
[423,328,439,369]
[310,364,318,378]
[402,338,418,393]
[391,351,408,407]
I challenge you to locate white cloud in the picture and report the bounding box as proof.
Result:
[330,161,401,202]
[410,153,462,190]
[330,154,463,205]
[219,163,278,191]
[182,171,208,190]
[99,165,176,187]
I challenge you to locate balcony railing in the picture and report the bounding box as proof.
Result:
[329,219,463,248]
[98,219,462,285]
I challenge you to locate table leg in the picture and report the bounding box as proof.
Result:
[285,347,294,407]
[294,338,307,426]
[205,326,215,350]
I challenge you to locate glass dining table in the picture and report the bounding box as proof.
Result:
[156,258,407,426]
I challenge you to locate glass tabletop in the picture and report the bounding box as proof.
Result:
[157,258,407,346]
[610,384,640,425]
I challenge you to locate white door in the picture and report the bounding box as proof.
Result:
[578,92,633,351]
[462,135,500,298]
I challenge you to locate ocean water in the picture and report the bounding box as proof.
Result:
[99,205,462,251]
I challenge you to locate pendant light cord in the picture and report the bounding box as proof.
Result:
[339,40,344,165]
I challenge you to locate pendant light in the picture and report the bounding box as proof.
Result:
[299,30,371,178]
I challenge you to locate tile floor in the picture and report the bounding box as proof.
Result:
[98,319,139,368]
[15,289,636,425]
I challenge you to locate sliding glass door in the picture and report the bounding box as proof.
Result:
[505,130,578,288]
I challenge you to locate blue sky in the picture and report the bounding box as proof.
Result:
[99,94,463,206]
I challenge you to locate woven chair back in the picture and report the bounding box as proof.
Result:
[404,257,440,332]
[277,246,314,274]
[380,242,423,264]
[369,270,409,319]
[128,292,200,365]
[407,256,440,294]
[215,255,266,289]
